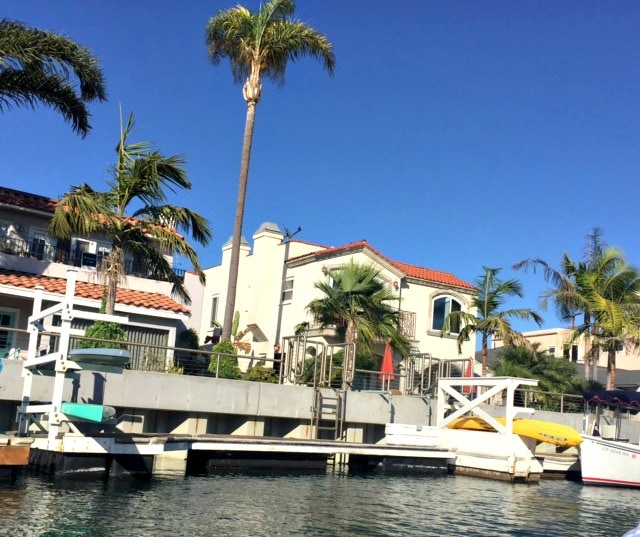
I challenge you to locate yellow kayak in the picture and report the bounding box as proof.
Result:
[448,416,582,447]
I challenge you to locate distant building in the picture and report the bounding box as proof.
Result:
[195,222,477,362]
[492,328,640,371]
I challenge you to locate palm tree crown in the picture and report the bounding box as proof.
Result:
[49,112,212,314]
[307,261,410,359]
[441,267,543,376]
[515,228,640,388]
[205,0,335,341]
[0,18,106,137]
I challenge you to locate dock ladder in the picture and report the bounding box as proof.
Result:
[312,387,347,467]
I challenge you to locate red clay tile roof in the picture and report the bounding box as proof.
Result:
[291,239,475,291]
[0,269,190,314]
[0,186,57,213]
[389,261,475,290]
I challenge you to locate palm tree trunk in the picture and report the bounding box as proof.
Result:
[104,246,124,315]
[221,98,258,341]
[607,348,616,390]
[481,333,488,377]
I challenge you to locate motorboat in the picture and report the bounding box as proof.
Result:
[580,390,640,488]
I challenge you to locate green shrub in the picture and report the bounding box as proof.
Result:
[208,341,241,379]
[175,328,206,375]
[76,321,127,349]
[244,364,279,383]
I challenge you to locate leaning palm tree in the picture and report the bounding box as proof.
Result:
[441,267,543,377]
[0,18,106,137]
[206,0,335,341]
[49,112,212,314]
[307,261,410,386]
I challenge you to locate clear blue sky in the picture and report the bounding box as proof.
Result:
[2,1,639,333]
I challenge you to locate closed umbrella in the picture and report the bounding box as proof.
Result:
[379,339,394,389]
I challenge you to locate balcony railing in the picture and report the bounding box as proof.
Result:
[0,237,184,282]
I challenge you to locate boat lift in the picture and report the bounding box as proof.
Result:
[437,376,538,433]
[17,270,129,449]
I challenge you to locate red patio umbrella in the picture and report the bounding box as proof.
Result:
[379,339,395,384]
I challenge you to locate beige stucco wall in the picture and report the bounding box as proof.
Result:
[198,223,477,363]
[493,328,640,370]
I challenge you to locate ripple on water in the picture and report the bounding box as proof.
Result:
[1,472,639,537]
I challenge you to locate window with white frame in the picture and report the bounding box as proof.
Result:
[282,277,294,302]
[432,296,462,333]
[210,295,219,326]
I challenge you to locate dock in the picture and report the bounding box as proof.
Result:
[26,433,454,478]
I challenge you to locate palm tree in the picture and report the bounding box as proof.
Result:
[49,112,212,314]
[574,253,640,389]
[441,267,543,377]
[206,0,335,341]
[514,228,632,383]
[0,18,106,137]
[307,261,411,385]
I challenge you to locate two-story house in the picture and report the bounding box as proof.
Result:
[0,186,195,367]
[196,222,477,366]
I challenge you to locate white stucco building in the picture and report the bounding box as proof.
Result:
[196,222,477,363]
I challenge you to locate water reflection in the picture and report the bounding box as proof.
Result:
[1,473,639,537]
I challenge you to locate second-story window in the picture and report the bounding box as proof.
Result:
[432,296,462,333]
[210,295,219,326]
[282,278,294,302]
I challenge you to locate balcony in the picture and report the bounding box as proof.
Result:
[0,237,184,282]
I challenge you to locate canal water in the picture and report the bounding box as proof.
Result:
[1,472,639,537]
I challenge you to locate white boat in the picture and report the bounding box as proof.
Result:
[580,391,640,488]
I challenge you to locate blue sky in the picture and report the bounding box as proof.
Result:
[2,1,639,333]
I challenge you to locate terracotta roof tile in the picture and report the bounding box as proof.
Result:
[0,269,190,314]
[0,186,57,213]
[389,261,475,290]
[291,239,475,290]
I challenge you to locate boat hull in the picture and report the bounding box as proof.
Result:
[580,435,640,487]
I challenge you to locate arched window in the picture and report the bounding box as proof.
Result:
[432,296,462,333]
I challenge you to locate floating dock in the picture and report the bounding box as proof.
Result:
[27,433,454,478]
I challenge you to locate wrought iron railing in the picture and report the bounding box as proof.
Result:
[0,237,184,281]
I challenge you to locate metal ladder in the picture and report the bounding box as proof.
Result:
[312,387,345,441]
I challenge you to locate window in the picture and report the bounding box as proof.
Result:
[29,227,54,261]
[210,296,219,326]
[432,296,461,333]
[282,278,294,302]
[548,346,556,356]
[0,310,16,352]
[563,344,579,362]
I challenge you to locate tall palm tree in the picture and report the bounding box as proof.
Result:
[441,267,543,377]
[206,0,335,341]
[0,18,106,137]
[49,112,212,314]
[307,261,411,385]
